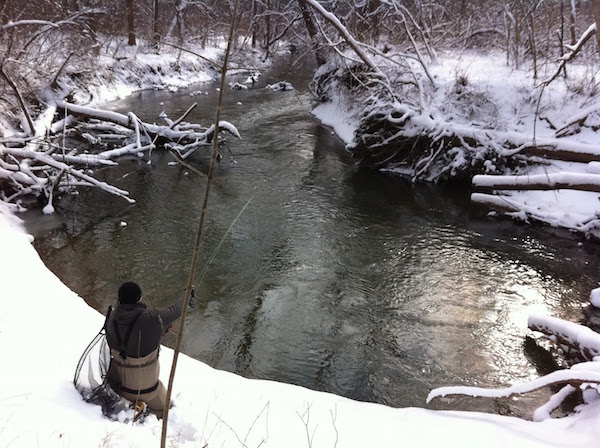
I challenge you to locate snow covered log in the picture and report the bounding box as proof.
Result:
[470,193,521,213]
[473,173,600,193]
[471,191,600,239]
[353,103,600,179]
[1,153,133,216]
[1,99,242,212]
[555,104,600,138]
[528,314,600,361]
[1,147,117,167]
[427,367,600,403]
[525,143,600,164]
[57,101,241,146]
[311,32,600,181]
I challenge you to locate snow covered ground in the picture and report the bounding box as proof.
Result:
[1,202,600,447]
[436,52,600,237]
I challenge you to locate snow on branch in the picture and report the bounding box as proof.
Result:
[427,368,600,403]
[355,94,600,174]
[1,147,133,202]
[57,101,241,147]
[540,23,597,86]
[0,20,60,31]
[532,384,577,422]
[0,8,104,32]
[470,192,522,213]
[528,314,600,361]
[1,99,241,213]
[303,0,384,77]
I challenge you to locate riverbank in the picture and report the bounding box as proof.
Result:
[0,39,269,134]
[311,50,600,239]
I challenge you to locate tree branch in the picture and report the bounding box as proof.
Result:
[539,22,597,86]
[0,66,35,136]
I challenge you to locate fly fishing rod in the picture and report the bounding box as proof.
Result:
[160,0,240,445]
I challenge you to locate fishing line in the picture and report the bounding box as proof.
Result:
[193,193,255,289]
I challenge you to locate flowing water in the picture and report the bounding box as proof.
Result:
[23,58,600,417]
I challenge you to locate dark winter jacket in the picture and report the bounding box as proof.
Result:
[105,294,184,358]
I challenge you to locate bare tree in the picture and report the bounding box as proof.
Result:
[251,0,258,48]
[127,0,136,45]
[593,0,600,54]
[166,0,188,44]
[153,0,160,48]
[569,0,577,45]
[265,0,271,58]
[298,0,325,65]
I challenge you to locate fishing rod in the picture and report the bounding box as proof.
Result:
[160,0,240,445]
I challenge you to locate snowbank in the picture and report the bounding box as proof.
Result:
[2,209,600,447]
[65,45,222,107]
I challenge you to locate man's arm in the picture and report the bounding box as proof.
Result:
[155,290,186,330]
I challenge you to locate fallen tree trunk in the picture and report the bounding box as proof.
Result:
[1,99,242,212]
[528,314,600,361]
[56,101,241,146]
[470,193,521,213]
[427,315,600,421]
[1,147,133,199]
[473,172,600,193]
[354,104,600,176]
[525,144,600,164]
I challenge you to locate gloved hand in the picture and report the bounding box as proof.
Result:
[188,289,195,309]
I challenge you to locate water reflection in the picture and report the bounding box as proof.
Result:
[22,60,600,418]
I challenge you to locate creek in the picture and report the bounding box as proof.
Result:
[23,58,600,417]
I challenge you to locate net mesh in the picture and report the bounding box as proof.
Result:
[73,315,129,418]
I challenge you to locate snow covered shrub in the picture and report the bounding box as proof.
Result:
[442,80,500,129]
[564,63,600,98]
[310,57,369,104]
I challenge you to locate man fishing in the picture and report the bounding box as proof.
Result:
[105,281,186,418]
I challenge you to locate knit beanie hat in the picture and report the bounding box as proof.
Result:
[118,281,142,304]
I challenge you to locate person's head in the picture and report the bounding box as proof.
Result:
[118,281,142,304]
